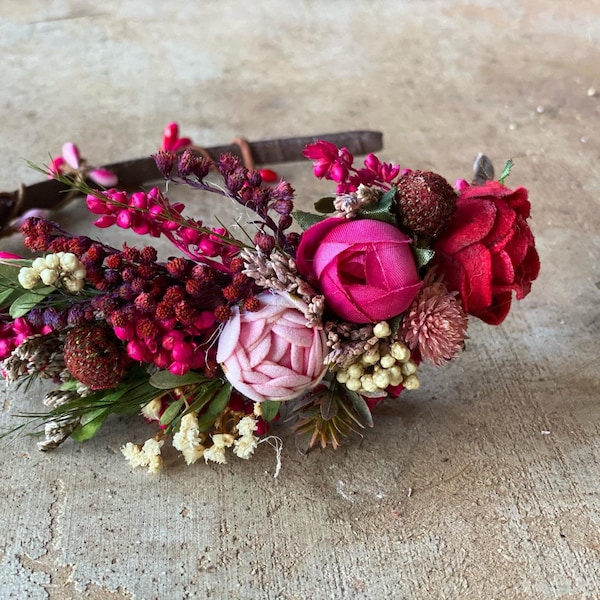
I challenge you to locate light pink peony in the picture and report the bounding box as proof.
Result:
[216,292,328,402]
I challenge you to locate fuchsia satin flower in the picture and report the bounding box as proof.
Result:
[296,218,423,323]
[216,292,328,402]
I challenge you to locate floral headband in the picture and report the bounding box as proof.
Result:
[0,124,540,472]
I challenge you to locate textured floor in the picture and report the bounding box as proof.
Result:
[1,1,599,598]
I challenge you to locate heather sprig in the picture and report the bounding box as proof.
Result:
[156,149,295,251]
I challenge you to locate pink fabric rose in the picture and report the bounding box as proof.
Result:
[216,292,328,402]
[296,218,423,323]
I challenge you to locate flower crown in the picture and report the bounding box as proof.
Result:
[0,123,540,472]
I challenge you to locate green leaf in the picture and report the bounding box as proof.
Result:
[159,398,184,426]
[260,400,281,422]
[9,287,55,318]
[70,408,109,442]
[149,370,210,390]
[413,247,435,269]
[196,382,232,432]
[388,314,403,337]
[357,186,397,225]
[293,210,326,231]
[346,390,374,428]
[379,187,398,207]
[314,196,336,213]
[498,159,514,184]
[320,390,339,421]
[0,287,17,306]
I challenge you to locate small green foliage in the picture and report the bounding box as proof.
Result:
[159,398,185,426]
[70,408,110,442]
[196,382,232,432]
[357,187,397,224]
[260,400,281,422]
[498,159,514,185]
[314,196,336,213]
[0,287,17,306]
[9,287,55,318]
[413,247,436,269]
[345,390,374,428]
[149,370,210,390]
[293,210,326,231]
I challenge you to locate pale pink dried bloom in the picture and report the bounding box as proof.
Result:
[399,275,468,366]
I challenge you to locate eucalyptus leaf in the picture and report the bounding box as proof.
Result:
[472,153,495,185]
[294,429,315,455]
[320,391,339,421]
[313,196,336,214]
[293,210,326,231]
[0,288,17,306]
[70,408,109,442]
[346,391,374,428]
[149,370,210,390]
[260,400,281,422]
[9,287,55,318]
[196,382,232,432]
[159,398,184,425]
[0,264,20,281]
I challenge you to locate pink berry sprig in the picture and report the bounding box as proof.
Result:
[85,187,241,272]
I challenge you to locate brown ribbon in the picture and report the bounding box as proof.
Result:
[0,130,383,236]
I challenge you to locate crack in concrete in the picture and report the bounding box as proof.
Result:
[17,479,133,600]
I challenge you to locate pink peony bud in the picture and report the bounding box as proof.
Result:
[216,291,328,403]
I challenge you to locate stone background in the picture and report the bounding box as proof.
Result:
[1,1,599,598]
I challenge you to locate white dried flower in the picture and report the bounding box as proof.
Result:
[236,416,257,438]
[233,435,258,459]
[373,321,391,338]
[141,398,163,421]
[63,277,85,293]
[18,267,39,289]
[212,433,235,448]
[173,413,205,465]
[59,252,79,272]
[40,268,59,285]
[121,437,164,473]
[141,438,164,473]
[44,254,60,269]
[32,257,48,272]
[121,442,146,469]
[203,445,227,464]
[203,433,235,465]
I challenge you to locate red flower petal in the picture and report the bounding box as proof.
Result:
[453,243,493,312]
[472,291,513,325]
[491,250,515,285]
[435,197,497,255]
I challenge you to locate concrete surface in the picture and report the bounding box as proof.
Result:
[1,1,599,598]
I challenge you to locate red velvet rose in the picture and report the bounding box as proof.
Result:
[432,181,540,325]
